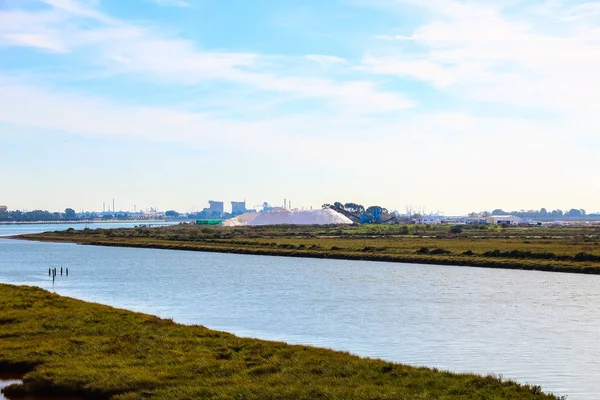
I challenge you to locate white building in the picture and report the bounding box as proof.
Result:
[488,215,524,225]
[419,216,443,225]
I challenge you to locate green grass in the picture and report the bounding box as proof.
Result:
[16,223,600,274]
[0,284,561,399]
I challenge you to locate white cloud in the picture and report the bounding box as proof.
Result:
[361,56,453,87]
[0,1,412,114]
[39,0,115,24]
[306,54,346,64]
[3,0,600,212]
[0,75,412,154]
[1,72,598,213]
[554,2,600,22]
[3,32,67,52]
[151,0,191,7]
[431,112,476,131]
[364,0,600,112]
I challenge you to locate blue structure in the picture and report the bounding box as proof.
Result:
[360,208,382,224]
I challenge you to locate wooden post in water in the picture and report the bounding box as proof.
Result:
[49,268,51,276]
[66,268,69,276]
[61,266,63,276]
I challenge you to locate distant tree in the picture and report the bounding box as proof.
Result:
[333,202,345,211]
[102,214,114,220]
[366,206,388,215]
[165,210,180,218]
[20,210,55,221]
[64,208,77,220]
[566,209,583,217]
[539,208,548,218]
[450,225,463,234]
[322,204,332,209]
[344,203,365,214]
[491,209,506,215]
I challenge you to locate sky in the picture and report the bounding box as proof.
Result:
[1,0,599,215]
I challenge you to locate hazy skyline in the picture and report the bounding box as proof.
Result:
[1,0,599,214]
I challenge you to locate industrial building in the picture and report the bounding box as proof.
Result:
[231,201,246,215]
[488,215,524,225]
[201,201,224,217]
[419,216,443,225]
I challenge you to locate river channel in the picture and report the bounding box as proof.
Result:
[1,224,599,399]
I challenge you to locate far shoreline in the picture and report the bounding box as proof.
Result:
[0,219,178,225]
[13,228,600,276]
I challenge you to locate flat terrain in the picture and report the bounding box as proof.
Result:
[17,223,600,274]
[0,284,561,399]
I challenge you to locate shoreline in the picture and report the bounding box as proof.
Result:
[0,284,561,400]
[0,220,170,225]
[13,233,600,276]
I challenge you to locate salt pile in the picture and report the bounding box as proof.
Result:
[221,209,353,226]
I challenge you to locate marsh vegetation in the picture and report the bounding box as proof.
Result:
[17,223,600,274]
[0,284,561,400]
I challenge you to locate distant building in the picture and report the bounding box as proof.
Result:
[231,201,246,215]
[418,216,442,225]
[0,205,6,213]
[464,216,488,225]
[204,201,224,217]
[139,211,166,219]
[488,215,524,225]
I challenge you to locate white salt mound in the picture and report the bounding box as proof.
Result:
[221,209,353,226]
[221,212,259,226]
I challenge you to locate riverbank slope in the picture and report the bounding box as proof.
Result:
[0,284,560,399]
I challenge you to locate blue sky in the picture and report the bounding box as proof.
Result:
[1,0,599,214]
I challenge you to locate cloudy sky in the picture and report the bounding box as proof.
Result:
[1,0,599,214]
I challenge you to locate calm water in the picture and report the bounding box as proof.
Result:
[1,226,599,399]
[0,222,178,237]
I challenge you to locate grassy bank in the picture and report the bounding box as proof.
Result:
[0,284,561,399]
[16,223,600,274]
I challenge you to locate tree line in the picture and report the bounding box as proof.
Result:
[471,208,599,219]
[0,208,78,222]
[0,208,133,222]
